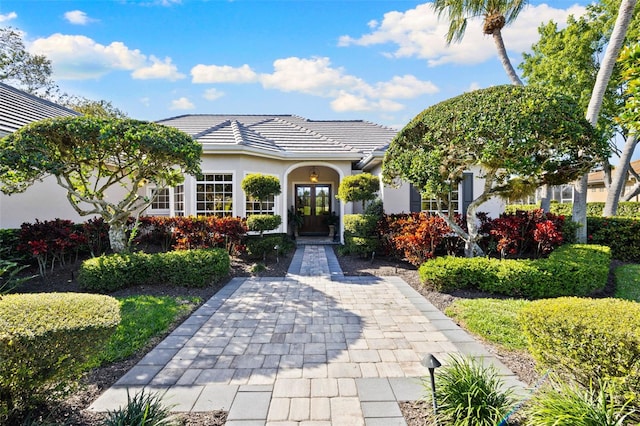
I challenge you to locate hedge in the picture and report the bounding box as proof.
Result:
[79,248,230,292]
[419,244,610,299]
[588,217,640,262]
[0,293,120,419]
[505,202,640,218]
[519,297,640,399]
[342,214,379,257]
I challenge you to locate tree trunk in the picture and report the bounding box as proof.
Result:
[539,184,551,212]
[572,0,637,241]
[492,30,523,86]
[604,131,638,216]
[108,221,128,253]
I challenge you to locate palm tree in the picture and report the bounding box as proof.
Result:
[572,0,637,242]
[433,0,526,86]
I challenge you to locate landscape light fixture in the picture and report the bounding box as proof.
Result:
[422,353,442,425]
[309,167,319,183]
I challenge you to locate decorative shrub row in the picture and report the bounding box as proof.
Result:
[245,234,293,261]
[78,248,230,292]
[588,217,640,262]
[0,293,120,420]
[505,201,640,218]
[418,244,610,299]
[519,297,640,401]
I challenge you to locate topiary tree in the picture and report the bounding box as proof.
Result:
[382,85,607,257]
[337,173,380,210]
[0,116,202,253]
[241,173,282,235]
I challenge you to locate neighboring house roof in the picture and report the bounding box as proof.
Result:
[157,114,399,162]
[0,82,79,137]
[588,159,640,184]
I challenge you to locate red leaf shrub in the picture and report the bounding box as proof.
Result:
[480,209,564,258]
[383,213,453,266]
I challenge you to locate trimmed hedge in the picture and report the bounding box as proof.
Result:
[506,202,640,218]
[342,214,379,257]
[419,244,610,299]
[0,293,120,418]
[588,217,640,262]
[79,248,230,291]
[519,297,640,398]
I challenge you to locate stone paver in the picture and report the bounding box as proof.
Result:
[89,244,526,424]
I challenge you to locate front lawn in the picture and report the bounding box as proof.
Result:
[614,264,640,302]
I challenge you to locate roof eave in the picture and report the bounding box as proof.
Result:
[200,143,363,161]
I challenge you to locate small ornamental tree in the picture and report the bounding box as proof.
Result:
[0,116,202,253]
[382,85,607,257]
[337,173,380,210]
[241,174,282,235]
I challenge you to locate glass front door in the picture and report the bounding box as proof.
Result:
[295,184,331,235]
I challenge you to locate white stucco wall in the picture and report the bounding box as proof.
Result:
[0,175,127,229]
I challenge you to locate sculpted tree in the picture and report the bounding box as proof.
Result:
[336,173,380,210]
[0,116,202,252]
[382,85,606,257]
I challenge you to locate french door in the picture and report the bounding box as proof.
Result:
[295,184,331,235]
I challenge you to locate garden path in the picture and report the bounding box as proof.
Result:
[89,245,525,425]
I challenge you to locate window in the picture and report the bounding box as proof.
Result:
[421,187,459,214]
[150,188,170,210]
[174,185,184,216]
[246,194,275,217]
[196,174,233,217]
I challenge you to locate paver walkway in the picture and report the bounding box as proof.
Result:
[89,245,525,425]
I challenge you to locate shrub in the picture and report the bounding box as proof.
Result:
[342,214,380,257]
[172,216,247,253]
[588,217,640,262]
[386,213,452,266]
[246,234,285,261]
[78,248,230,291]
[104,389,177,426]
[525,377,638,426]
[0,293,120,421]
[519,297,640,399]
[246,214,282,235]
[419,244,610,299]
[479,209,565,258]
[425,354,514,426]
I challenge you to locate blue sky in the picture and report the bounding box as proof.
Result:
[2,0,589,128]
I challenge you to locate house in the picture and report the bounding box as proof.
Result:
[0,84,504,236]
[512,160,640,206]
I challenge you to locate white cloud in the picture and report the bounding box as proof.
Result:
[29,33,182,81]
[140,97,150,107]
[191,64,258,83]
[203,88,225,101]
[259,56,436,113]
[170,97,194,110]
[0,12,17,23]
[467,82,482,92]
[64,10,96,25]
[339,2,587,67]
[132,56,185,81]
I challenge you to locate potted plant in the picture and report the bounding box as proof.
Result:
[325,211,339,240]
[288,205,304,238]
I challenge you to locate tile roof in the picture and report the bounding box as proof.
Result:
[0,82,79,137]
[157,114,398,159]
[588,159,640,184]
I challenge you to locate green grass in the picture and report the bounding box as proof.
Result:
[444,298,530,351]
[614,264,640,302]
[87,295,200,368]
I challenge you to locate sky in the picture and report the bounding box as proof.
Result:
[1,0,590,129]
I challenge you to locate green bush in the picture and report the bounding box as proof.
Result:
[246,235,286,260]
[79,248,230,291]
[588,217,640,262]
[519,297,640,399]
[104,389,177,426]
[425,354,514,426]
[419,244,610,299]
[0,293,120,421]
[246,214,282,235]
[525,377,638,426]
[342,214,379,256]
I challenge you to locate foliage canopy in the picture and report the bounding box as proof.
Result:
[0,116,202,252]
[241,173,282,201]
[336,173,380,209]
